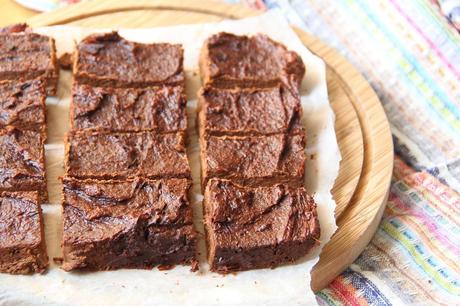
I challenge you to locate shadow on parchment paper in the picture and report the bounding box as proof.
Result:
[44,70,71,204]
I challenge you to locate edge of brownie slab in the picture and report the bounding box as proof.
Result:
[0,191,48,274]
[61,177,197,271]
[203,179,320,273]
[0,24,59,96]
[199,32,305,89]
[73,32,185,88]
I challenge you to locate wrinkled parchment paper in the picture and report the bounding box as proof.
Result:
[0,12,339,306]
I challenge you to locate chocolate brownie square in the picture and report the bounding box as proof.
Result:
[204,179,320,273]
[61,177,197,271]
[199,32,305,88]
[70,83,187,133]
[74,32,184,88]
[0,191,48,274]
[65,131,191,180]
[200,133,306,189]
[0,24,59,95]
[0,79,46,130]
[0,127,48,203]
[198,84,304,137]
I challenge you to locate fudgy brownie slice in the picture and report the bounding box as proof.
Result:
[0,24,59,95]
[65,131,191,180]
[204,179,320,273]
[198,84,304,137]
[0,127,48,203]
[0,191,48,274]
[74,32,184,88]
[70,83,187,133]
[200,133,306,189]
[61,177,197,271]
[199,32,305,88]
[0,79,46,130]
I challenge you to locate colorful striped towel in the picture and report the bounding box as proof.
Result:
[438,0,460,31]
[229,0,460,305]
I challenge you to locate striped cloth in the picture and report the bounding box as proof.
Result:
[228,0,460,305]
[438,0,460,31]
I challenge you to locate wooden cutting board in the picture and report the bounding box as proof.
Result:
[27,0,394,292]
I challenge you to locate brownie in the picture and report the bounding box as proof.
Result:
[198,84,304,137]
[0,24,59,95]
[61,177,196,271]
[70,83,187,133]
[0,79,46,130]
[74,32,184,88]
[200,133,306,189]
[65,131,191,180]
[199,32,305,88]
[0,191,48,274]
[0,127,48,203]
[204,179,319,273]
[58,52,73,70]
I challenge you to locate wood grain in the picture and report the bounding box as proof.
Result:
[295,29,394,290]
[326,67,364,217]
[27,0,393,292]
[0,0,36,26]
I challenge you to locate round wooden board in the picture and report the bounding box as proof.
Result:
[27,0,393,292]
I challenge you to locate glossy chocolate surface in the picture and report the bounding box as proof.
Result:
[62,178,196,271]
[74,32,184,88]
[204,179,320,273]
[71,83,187,133]
[66,131,191,180]
[200,32,305,88]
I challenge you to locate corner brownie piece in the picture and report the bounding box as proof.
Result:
[0,79,46,130]
[204,179,319,273]
[70,83,187,133]
[198,84,304,137]
[62,177,196,271]
[200,133,306,189]
[0,24,59,95]
[0,127,48,203]
[65,131,190,180]
[0,191,48,274]
[199,32,305,88]
[74,32,184,88]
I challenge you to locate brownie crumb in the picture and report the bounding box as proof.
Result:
[53,257,64,265]
[59,53,73,70]
[158,264,175,271]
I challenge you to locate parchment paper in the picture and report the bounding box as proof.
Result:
[0,12,340,306]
